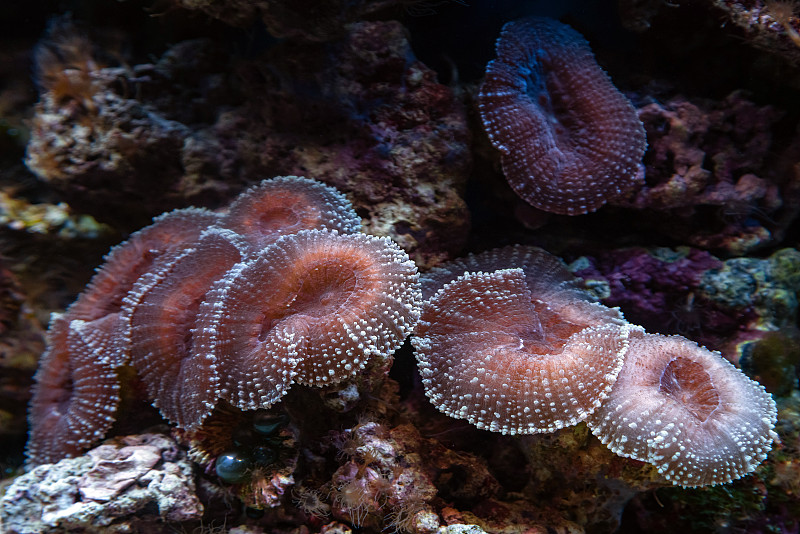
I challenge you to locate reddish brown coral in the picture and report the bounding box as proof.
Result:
[414,246,633,434]
[28,176,424,464]
[122,229,247,429]
[26,315,121,464]
[27,208,219,463]
[71,207,220,325]
[220,175,361,251]
[477,17,646,215]
[587,331,778,487]
[194,229,421,411]
[58,207,220,370]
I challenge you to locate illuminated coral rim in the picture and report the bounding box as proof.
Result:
[219,175,362,251]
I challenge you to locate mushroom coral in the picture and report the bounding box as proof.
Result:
[122,228,248,429]
[477,17,646,215]
[27,207,219,463]
[220,175,362,251]
[413,267,633,434]
[194,228,421,412]
[586,331,778,487]
[414,245,632,434]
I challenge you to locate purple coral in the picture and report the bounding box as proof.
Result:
[622,90,800,254]
[572,247,728,341]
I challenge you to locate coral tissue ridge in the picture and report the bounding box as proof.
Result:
[27,176,422,464]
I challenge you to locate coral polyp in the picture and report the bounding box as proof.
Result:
[587,331,778,487]
[477,17,646,215]
[292,487,331,518]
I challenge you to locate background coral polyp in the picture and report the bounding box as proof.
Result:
[477,17,646,215]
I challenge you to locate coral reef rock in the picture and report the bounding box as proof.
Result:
[24,21,471,266]
[0,433,202,533]
[626,90,800,254]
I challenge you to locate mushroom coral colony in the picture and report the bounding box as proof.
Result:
[27,178,777,490]
[27,176,422,464]
[413,245,777,488]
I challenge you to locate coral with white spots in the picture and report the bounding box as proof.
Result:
[413,244,777,486]
[26,177,422,462]
[587,331,778,487]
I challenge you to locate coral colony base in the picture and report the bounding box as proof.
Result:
[27,176,776,491]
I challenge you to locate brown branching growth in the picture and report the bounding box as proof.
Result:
[33,16,103,112]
